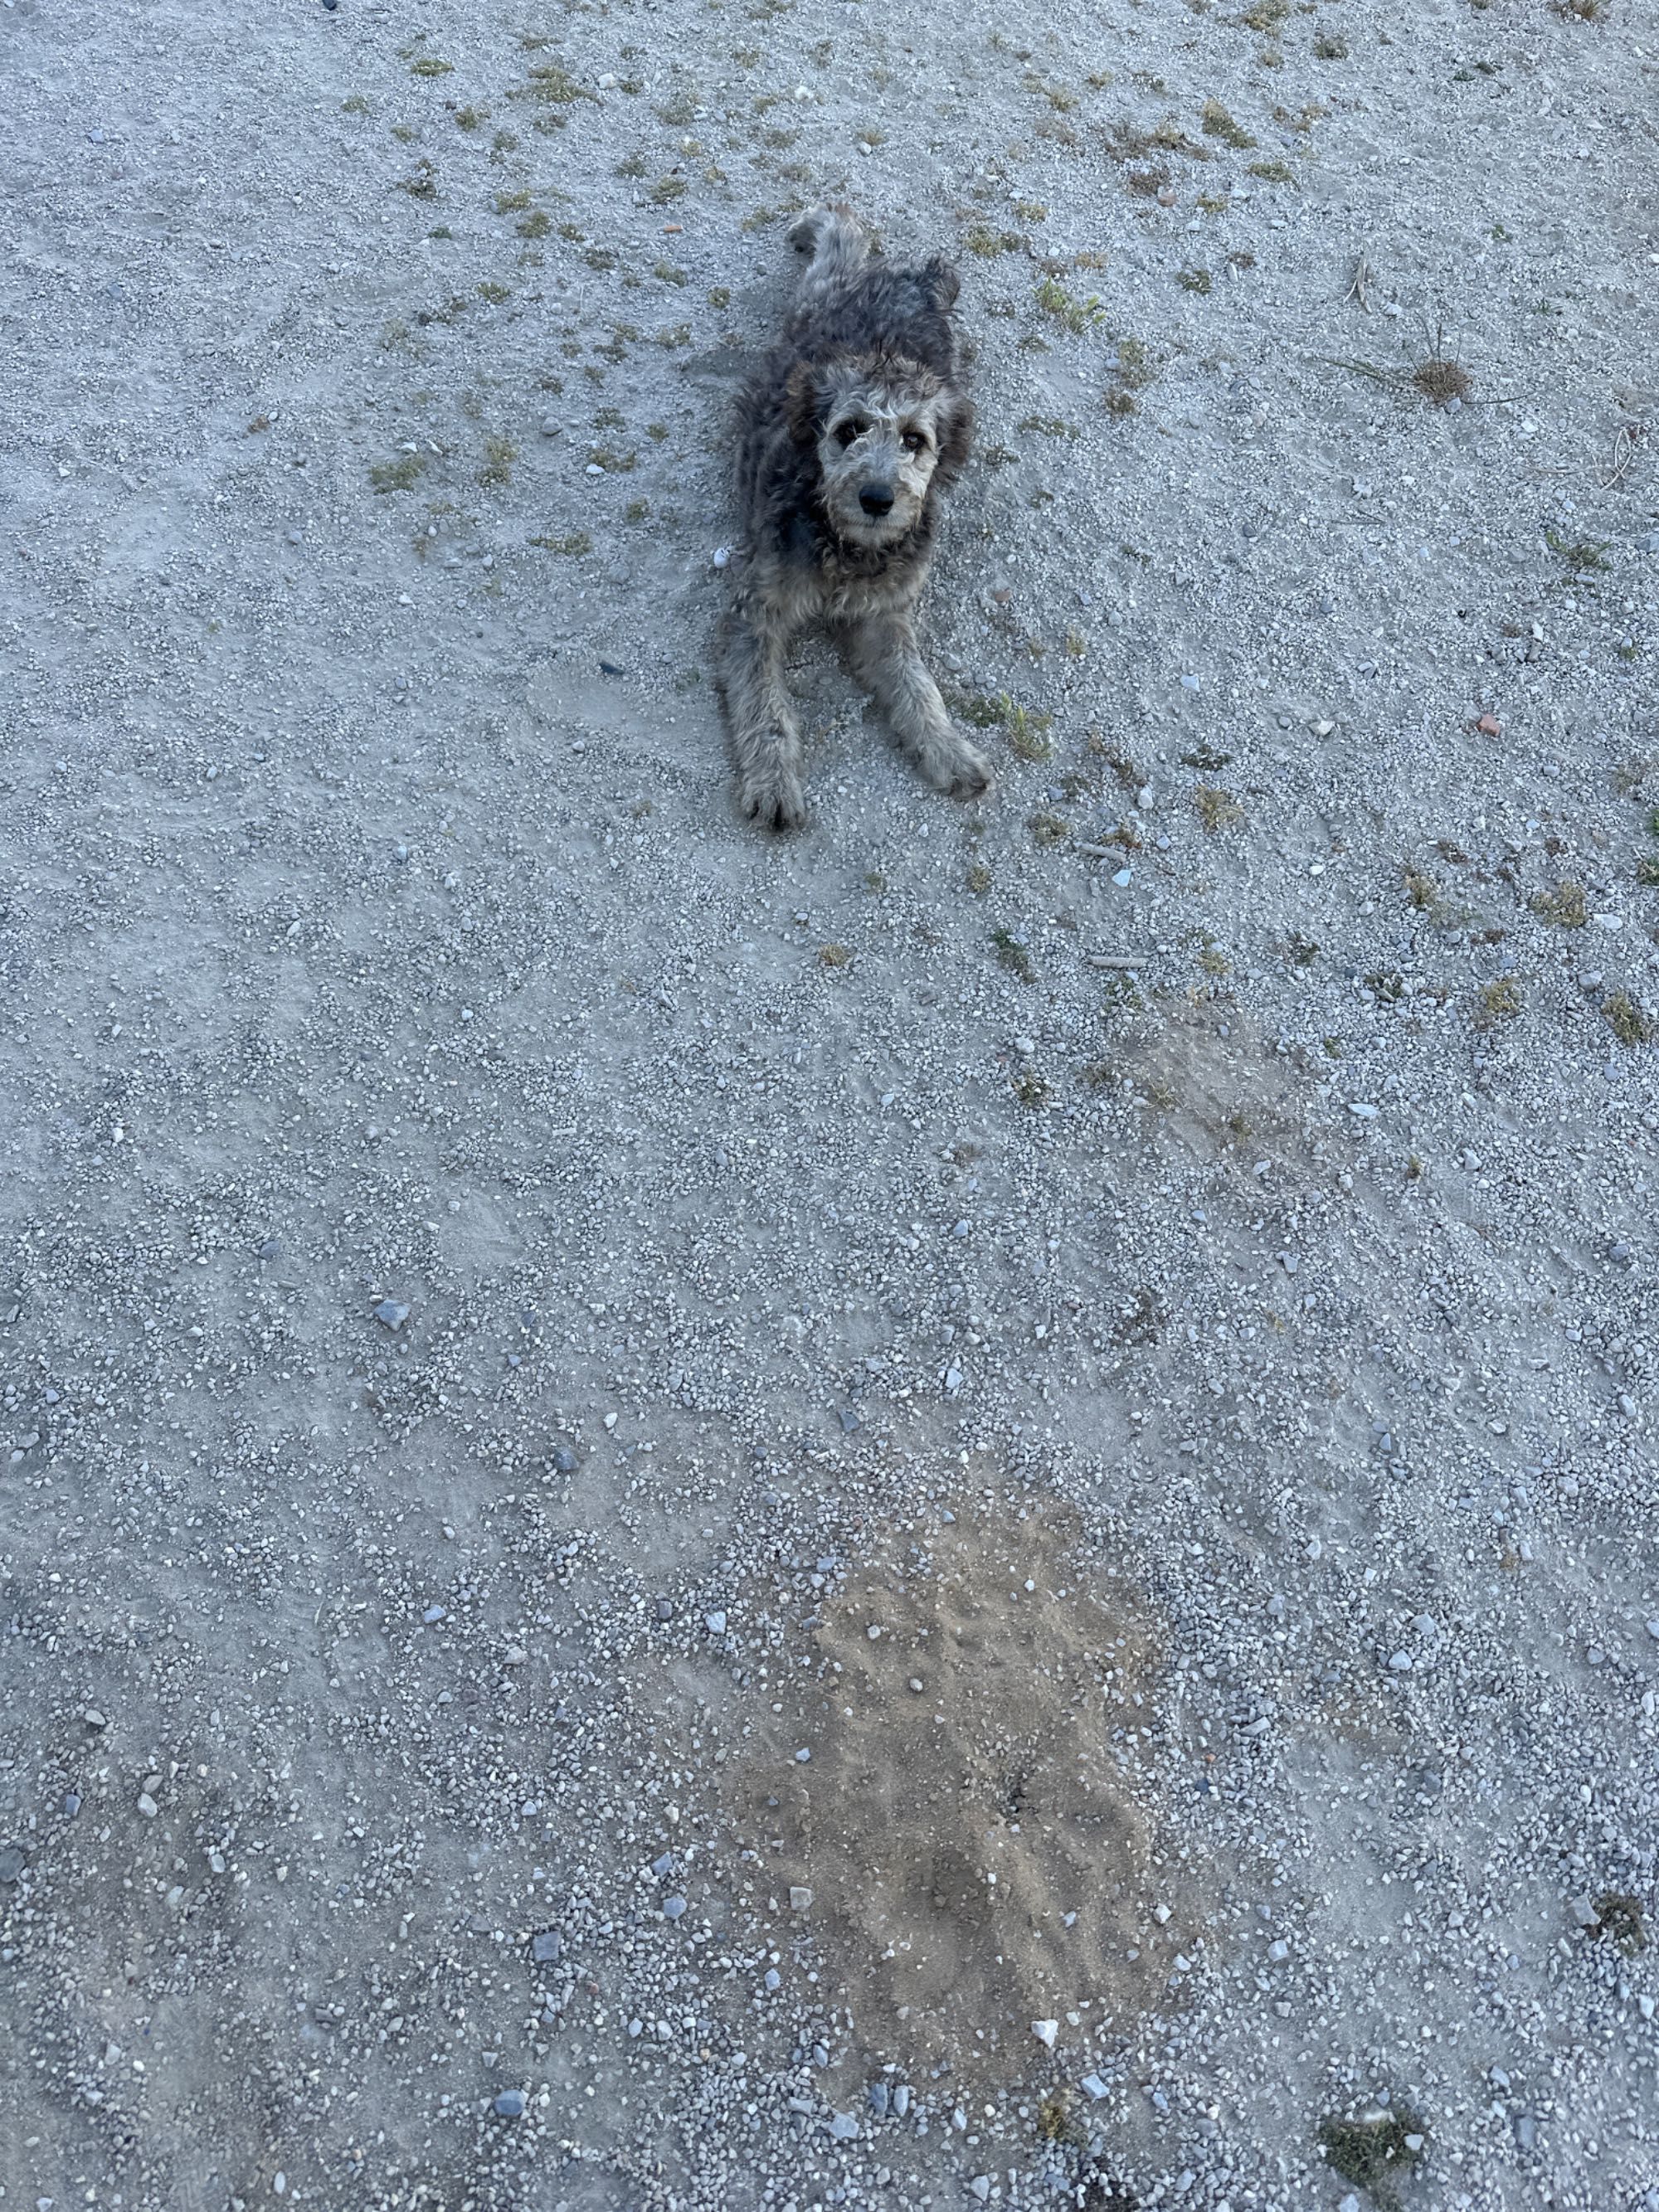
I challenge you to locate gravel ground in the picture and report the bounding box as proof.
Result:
[3,1,1658,2208]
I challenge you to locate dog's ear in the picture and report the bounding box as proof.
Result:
[784,362,824,446]
[932,389,975,488]
[920,255,961,314]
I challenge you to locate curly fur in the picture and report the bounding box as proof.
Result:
[714,206,990,832]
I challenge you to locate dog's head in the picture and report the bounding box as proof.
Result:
[787,353,972,552]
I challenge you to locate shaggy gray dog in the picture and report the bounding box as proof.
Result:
[714,204,991,832]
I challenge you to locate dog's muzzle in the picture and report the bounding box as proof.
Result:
[859,481,896,517]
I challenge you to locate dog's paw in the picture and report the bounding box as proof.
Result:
[737,771,808,834]
[935,738,993,803]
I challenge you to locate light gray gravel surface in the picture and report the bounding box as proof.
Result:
[2,0,1658,2208]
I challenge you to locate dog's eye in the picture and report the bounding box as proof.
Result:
[835,421,864,448]
[902,430,929,454]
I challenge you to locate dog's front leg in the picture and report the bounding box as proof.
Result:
[717,600,807,832]
[841,614,992,801]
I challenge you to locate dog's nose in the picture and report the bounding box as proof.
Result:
[859,482,895,517]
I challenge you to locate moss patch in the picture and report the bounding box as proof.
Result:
[1318,2106,1425,2208]
[1603,991,1657,1047]
[1531,881,1588,928]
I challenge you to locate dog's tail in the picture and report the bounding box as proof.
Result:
[787,203,872,301]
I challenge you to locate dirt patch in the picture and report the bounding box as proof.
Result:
[725,1505,1171,2077]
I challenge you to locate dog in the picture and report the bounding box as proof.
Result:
[714,204,991,832]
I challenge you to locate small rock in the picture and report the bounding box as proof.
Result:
[1032,2018,1058,2049]
[662,1895,687,1920]
[829,2112,859,2141]
[531,1931,562,1964]
[1080,2073,1110,2101]
[61,1793,81,1819]
[256,1237,280,1259]
[493,2089,527,2120]
[794,1746,811,1762]
[971,2178,991,2204]
[373,1300,410,1330]
[705,1611,727,1636]
[0,1845,26,1884]
[763,1967,781,1991]
[1515,2113,1537,2151]
[1569,1895,1600,1928]
[892,2083,910,2117]
[540,415,560,437]
[868,2081,889,2116]
[790,1886,814,1912]
[84,1709,107,1729]
[137,1794,158,1819]
[423,1605,446,1625]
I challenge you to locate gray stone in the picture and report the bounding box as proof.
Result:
[891,2084,910,2117]
[373,1300,410,1330]
[493,2089,526,2119]
[829,2112,859,2141]
[662,1895,687,1919]
[0,1845,26,1884]
[531,1931,562,1964]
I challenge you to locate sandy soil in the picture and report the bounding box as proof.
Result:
[2,0,1658,2208]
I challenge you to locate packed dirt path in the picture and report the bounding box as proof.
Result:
[3,2,1657,2207]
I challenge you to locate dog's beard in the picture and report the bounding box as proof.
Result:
[821,482,924,552]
